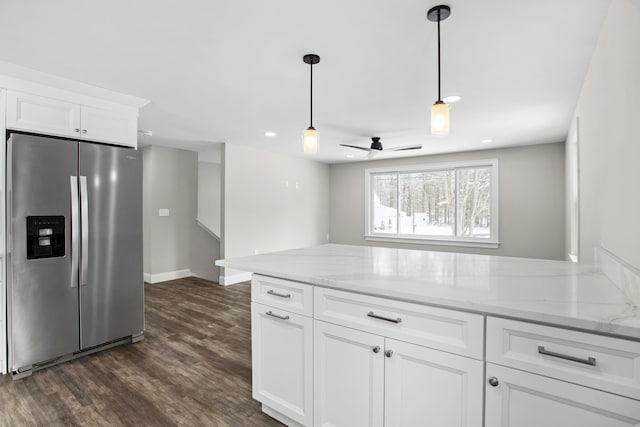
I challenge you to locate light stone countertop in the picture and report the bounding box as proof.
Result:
[216,244,640,340]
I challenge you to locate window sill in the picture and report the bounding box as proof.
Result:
[364,235,500,249]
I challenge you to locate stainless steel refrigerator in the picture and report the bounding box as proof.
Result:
[6,132,144,376]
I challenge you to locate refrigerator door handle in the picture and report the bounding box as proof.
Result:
[70,176,79,288]
[80,176,89,287]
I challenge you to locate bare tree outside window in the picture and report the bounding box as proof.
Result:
[369,161,497,244]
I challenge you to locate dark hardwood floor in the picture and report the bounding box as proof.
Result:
[0,277,284,426]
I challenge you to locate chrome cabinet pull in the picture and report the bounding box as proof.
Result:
[82,129,88,134]
[372,346,381,354]
[267,289,291,299]
[266,311,290,321]
[488,376,499,387]
[385,349,393,358]
[367,311,402,324]
[538,346,596,366]
[74,128,80,133]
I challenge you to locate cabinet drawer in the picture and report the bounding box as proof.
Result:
[314,287,484,359]
[252,275,313,317]
[487,317,640,400]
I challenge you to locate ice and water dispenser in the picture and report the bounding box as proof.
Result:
[26,216,65,259]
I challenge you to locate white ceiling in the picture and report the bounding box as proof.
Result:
[0,0,610,163]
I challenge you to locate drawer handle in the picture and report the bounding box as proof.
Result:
[538,346,596,366]
[267,289,291,299]
[265,311,290,321]
[367,311,402,324]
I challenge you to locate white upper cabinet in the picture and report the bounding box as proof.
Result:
[80,105,137,147]
[7,90,80,138]
[6,90,138,147]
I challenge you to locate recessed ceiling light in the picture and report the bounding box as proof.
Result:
[265,131,277,137]
[442,95,461,103]
[481,139,493,144]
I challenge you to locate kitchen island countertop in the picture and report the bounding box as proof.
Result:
[216,244,640,339]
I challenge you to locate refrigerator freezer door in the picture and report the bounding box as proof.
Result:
[79,143,143,349]
[7,134,80,370]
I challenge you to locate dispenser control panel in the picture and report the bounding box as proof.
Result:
[26,216,65,259]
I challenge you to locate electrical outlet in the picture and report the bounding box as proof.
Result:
[159,208,170,217]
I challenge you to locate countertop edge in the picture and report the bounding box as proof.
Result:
[217,260,640,341]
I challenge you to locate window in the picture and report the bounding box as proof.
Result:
[365,159,499,247]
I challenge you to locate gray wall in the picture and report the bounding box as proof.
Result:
[568,0,640,268]
[330,143,566,260]
[143,145,221,281]
[221,143,331,283]
[190,220,220,282]
[198,161,221,237]
[143,145,198,275]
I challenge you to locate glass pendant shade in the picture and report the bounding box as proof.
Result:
[303,126,318,153]
[430,101,450,136]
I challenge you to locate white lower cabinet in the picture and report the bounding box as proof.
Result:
[314,321,385,427]
[384,338,483,427]
[252,280,640,427]
[485,363,640,426]
[314,320,483,427]
[251,302,313,426]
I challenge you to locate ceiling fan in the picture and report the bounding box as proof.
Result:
[340,137,422,157]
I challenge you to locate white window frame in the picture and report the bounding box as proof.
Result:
[364,159,500,248]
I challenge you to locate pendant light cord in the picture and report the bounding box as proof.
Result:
[310,61,314,127]
[437,11,442,102]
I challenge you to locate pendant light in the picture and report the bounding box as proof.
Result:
[428,5,451,136]
[303,53,320,153]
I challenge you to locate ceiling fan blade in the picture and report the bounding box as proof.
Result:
[385,144,423,152]
[340,144,372,152]
[365,151,379,159]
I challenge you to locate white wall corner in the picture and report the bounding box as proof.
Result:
[144,269,193,284]
[218,271,253,286]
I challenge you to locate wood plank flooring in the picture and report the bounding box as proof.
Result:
[0,277,284,426]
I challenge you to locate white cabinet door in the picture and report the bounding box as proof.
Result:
[486,363,640,427]
[314,321,385,427]
[7,90,80,138]
[80,105,137,147]
[385,339,484,427]
[251,303,313,426]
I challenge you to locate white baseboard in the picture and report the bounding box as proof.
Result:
[144,269,192,284]
[218,271,253,286]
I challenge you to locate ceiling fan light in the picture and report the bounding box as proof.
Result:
[431,101,450,136]
[303,126,318,153]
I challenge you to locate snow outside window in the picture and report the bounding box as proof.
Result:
[365,159,499,248]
